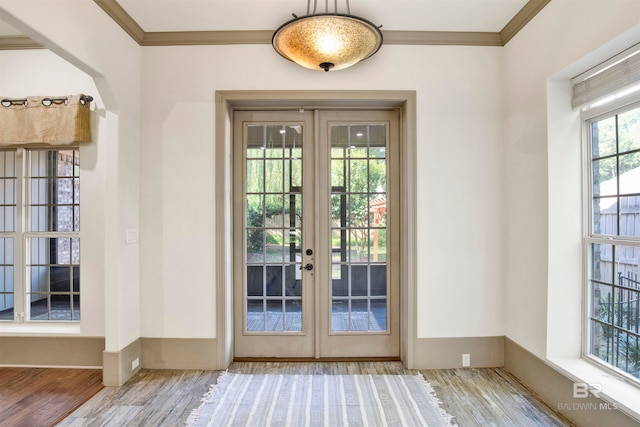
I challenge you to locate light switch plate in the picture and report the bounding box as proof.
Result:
[126,228,139,244]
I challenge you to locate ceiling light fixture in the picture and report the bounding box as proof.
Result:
[272,0,383,72]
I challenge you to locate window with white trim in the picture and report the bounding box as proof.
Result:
[0,148,80,322]
[586,102,640,381]
[579,43,640,381]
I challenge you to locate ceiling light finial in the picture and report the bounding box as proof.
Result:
[320,62,335,72]
[272,0,383,72]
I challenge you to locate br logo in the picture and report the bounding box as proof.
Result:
[573,383,602,398]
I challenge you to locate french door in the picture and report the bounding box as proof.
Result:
[233,109,399,358]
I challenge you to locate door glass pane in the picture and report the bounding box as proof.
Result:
[330,123,388,333]
[245,123,303,333]
[247,300,264,331]
[350,300,369,331]
[285,300,302,331]
[371,299,387,331]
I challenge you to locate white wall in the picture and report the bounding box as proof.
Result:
[0,0,142,351]
[139,44,506,339]
[503,0,640,358]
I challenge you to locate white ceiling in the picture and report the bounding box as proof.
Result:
[0,18,23,37]
[1,0,529,37]
[118,0,528,32]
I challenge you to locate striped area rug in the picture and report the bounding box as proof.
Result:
[186,372,456,426]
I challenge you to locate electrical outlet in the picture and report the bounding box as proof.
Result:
[462,354,470,367]
[132,357,140,370]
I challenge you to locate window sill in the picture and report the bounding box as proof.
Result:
[0,322,81,335]
[547,356,640,422]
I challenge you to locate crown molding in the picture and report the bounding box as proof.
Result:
[141,30,503,47]
[0,36,43,50]
[142,30,274,46]
[500,0,551,44]
[384,31,502,47]
[94,0,144,44]
[0,0,549,50]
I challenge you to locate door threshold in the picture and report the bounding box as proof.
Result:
[233,356,401,363]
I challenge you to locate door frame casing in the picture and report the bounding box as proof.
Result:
[215,90,417,368]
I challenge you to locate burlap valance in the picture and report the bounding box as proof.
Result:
[0,94,92,146]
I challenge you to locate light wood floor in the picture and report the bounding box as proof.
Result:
[58,362,574,426]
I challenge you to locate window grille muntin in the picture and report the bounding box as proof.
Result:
[0,148,81,323]
[25,149,80,322]
[585,99,640,383]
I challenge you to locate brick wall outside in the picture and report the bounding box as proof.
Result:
[56,152,79,265]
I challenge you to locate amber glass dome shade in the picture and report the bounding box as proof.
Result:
[272,13,383,72]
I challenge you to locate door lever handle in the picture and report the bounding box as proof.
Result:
[300,263,314,271]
